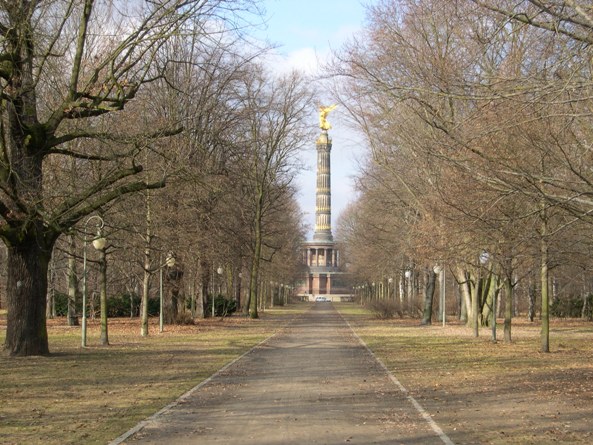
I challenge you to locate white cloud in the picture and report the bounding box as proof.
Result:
[262,46,326,77]
[253,1,368,237]
[285,47,322,75]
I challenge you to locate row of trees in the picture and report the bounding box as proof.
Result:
[330,0,593,351]
[0,1,315,356]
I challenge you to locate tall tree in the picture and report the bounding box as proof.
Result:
[330,0,593,344]
[0,0,257,356]
[232,68,314,318]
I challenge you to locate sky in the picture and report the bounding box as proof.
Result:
[254,0,369,238]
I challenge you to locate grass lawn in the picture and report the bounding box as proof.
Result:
[2,303,593,444]
[335,303,593,444]
[0,304,308,445]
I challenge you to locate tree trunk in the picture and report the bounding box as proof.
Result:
[527,274,536,322]
[398,269,405,308]
[235,270,242,311]
[141,190,152,336]
[141,252,151,336]
[67,234,79,326]
[552,275,559,305]
[458,282,467,323]
[491,288,498,343]
[453,266,472,325]
[582,295,592,321]
[421,268,436,325]
[249,187,264,319]
[196,284,205,318]
[164,268,183,324]
[243,277,252,316]
[481,281,493,327]
[473,270,479,337]
[248,251,260,319]
[504,275,513,343]
[541,230,550,353]
[4,237,52,356]
[171,289,179,321]
[46,255,56,319]
[200,259,210,318]
[164,286,175,324]
[410,269,418,313]
[190,277,196,318]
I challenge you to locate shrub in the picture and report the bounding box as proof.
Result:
[367,299,398,319]
[52,292,70,316]
[51,292,153,318]
[107,293,140,317]
[206,295,237,318]
[175,311,195,325]
[551,295,593,319]
[147,297,160,316]
[272,295,285,307]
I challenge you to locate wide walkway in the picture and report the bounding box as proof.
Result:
[115,304,452,444]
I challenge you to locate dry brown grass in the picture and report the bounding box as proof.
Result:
[2,304,593,444]
[336,303,593,445]
[0,306,305,445]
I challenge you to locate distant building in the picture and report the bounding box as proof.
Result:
[296,128,352,301]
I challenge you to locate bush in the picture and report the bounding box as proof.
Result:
[107,293,140,317]
[206,295,237,318]
[147,297,160,316]
[272,295,285,307]
[367,299,399,319]
[52,292,70,316]
[175,311,195,325]
[50,292,158,318]
[551,295,593,319]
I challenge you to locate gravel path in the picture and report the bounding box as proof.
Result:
[114,304,452,444]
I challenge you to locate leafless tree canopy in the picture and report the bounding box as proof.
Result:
[329,0,593,346]
[1,0,314,356]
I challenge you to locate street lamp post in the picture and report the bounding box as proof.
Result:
[404,270,412,313]
[82,215,106,348]
[268,281,276,311]
[215,266,223,317]
[361,283,369,306]
[441,268,446,327]
[237,272,243,310]
[271,282,276,308]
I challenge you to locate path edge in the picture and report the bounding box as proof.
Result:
[339,311,456,445]
[107,320,294,445]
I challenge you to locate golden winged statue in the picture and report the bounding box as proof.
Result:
[319,104,337,130]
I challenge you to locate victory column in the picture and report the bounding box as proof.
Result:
[297,106,350,301]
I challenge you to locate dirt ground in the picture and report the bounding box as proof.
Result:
[115,304,456,445]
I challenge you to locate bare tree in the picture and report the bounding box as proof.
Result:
[231,67,314,318]
[0,0,258,356]
[329,0,593,348]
